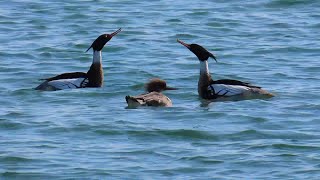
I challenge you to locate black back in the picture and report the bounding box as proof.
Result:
[211,79,261,88]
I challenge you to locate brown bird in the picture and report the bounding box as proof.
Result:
[35,28,121,91]
[126,78,177,107]
[177,39,274,100]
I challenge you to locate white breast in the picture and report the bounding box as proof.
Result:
[47,78,88,90]
[209,84,251,96]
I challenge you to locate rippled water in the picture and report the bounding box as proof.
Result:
[1,0,320,179]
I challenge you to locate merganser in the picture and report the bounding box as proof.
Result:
[125,78,177,107]
[177,39,274,100]
[35,28,122,91]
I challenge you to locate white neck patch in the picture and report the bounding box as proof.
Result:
[200,61,210,75]
[93,50,102,64]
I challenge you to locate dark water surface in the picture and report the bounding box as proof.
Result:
[1,0,320,179]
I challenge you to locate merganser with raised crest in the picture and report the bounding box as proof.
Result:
[177,39,274,100]
[35,28,121,91]
[126,78,177,107]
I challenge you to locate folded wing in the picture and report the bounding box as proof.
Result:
[35,72,88,91]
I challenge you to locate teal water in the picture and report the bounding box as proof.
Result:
[1,0,320,179]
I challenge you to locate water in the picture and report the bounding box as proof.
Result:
[1,0,320,179]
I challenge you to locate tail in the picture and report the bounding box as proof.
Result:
[125,95,144,107]
[125,95,137,103]
[252,88,275,99]
[264,92,275,98]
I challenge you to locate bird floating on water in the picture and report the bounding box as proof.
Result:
[126,78,177,107]
[177,39,274,101]
[35,28,122,91]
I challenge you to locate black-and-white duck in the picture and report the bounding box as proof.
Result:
[177,39,274,100]
[35,28,121,91]
[126,78,177,107]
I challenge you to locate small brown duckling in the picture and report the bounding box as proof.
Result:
[126,78,177,107]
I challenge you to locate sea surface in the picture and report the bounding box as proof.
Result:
[1,0,320,179]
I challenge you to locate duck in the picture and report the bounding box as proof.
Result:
[125,78,177,107]
[35,28,122,91]
[177,39,274,100]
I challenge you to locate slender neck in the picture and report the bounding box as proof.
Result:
[198,60,212,85]
[87,50,103,87]
[198,60,212,98]
[199,60,210,75]
[93,50,102,64]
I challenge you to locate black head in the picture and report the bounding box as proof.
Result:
[86,28,121,52]
[145,78,177,92]
[177,39,217,62]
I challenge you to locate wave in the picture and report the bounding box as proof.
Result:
[265,0,316,8]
